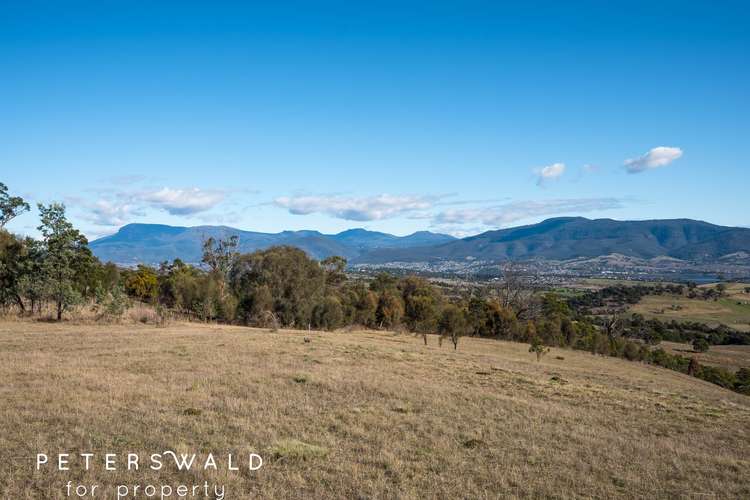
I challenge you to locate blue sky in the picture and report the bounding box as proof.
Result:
[2,1,748,239]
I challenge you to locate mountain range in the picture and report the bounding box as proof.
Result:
[89,223,456,265]
[90,217,750,266]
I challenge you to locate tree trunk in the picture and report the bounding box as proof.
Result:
[57,300,62,321]
[14,294,25,313]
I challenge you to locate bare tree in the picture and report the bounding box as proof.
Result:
[202,235,239,299]
[260,310,279,332]
[603,314,624,339]
[493,261,537,320]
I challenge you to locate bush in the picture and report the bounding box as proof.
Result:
[104,286,127,321]
[623,341,641,361]
[692,337,710,353]
[697,365,737,389]
[529,336,549,362]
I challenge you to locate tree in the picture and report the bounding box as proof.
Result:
[202,235,239,277]
[400,276,441,338]
[124,265,159,302]
[408,295,439,344]
[438,304,469,350]
[466,296,490,336]
[312,296,344,331]
[18,237,46,314]
[0,230,29,311]
[230,246,325,327]
[0,186,33,312]
[524,320,537,342]
[97,285,128,322]
[233,282,273,326]
[495,262,536,319]
[561,318,577,346]
[529,336,549,362]
[321,255,347,288]
[603,314,623,338]
[37,203,90,320]
[202,235,239,316]
[375,289,404,328]
[341,283,377,327]
[0,182,30,228]
[687,357,700,376]
[692,337,710,353]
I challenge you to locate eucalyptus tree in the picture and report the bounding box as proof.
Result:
[37,203,91,320]
[0,230,28,311]
[0,182,30,228]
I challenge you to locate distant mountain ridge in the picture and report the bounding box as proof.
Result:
[89,223,457,265]
[359,217,750,263]
[89,218,750,266]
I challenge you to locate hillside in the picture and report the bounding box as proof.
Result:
[89,224,455,265]
[359,217,750,263]
[1,320,748,498]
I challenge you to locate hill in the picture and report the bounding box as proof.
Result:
[359,217,750,263]
[89,223,455,265]
[1,320,748,498]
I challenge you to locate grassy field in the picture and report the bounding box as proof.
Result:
[578,278,681,288]
[701,282,750,303]
[630,293,750,332]
[1,321,749,499]
[660,341,750,372]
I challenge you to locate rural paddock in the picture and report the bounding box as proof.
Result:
[1,321,749,499]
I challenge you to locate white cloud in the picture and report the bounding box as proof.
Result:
[76,186,227,228]
[86,199,145,227]
[142,187,225,215]
[534,162,565,185]
[274,194,435,221]
[624,146,683,174]
[432,197,624,228]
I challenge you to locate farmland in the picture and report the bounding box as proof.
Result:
[1,320,748,499]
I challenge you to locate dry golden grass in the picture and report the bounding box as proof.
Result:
[1,320,749,499]
[660,341,750,372]
[699,282,750,302]
[0,302,170,326]
[631,294,750,332]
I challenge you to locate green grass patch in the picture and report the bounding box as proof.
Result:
[270,439,329,461]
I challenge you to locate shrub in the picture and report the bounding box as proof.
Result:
[104,286,127,321]
[692,337,710,353]
[529,336,549,362]
[623,341,641,361]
